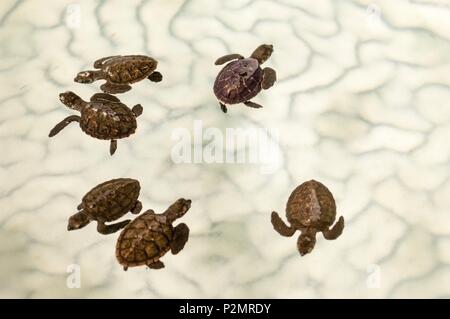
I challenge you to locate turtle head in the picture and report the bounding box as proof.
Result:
[74,71,96,83]
[250,44,273,64]
[297,230,316,256]
[67,211,90,231]
[59,91,84,110]
[164,198,192,223]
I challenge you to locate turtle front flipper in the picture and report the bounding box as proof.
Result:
[215,53,244,65]
[244,101,263,109]
[97,219,130,235]
[110,140,118,155]
[322,216,344,240]
[90,93,120,103]
[262,67,277,90]
[93,55,120,68]
[100,82,132,94]
[49,115,81,137]
[271,211,296,237]
[170,223,190,255]
[147,260,165,269]
[148,71,163,82]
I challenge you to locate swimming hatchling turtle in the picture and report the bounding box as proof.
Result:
[116,198,191,270]
[213,44,277,113]
[74,55,163,94]
[49,91,143,155]
[68,178,142,235]
[271,180,344,256]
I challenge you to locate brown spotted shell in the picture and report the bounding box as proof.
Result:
[101,55,157,84]
[116,211,173,268]
[82,178,140,222]
[286,180,337,230]
[213,58,263,104]
[80,101,137,139]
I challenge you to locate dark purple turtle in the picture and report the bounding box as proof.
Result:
[213,44,277,113]
[68,178,142,235]
[74,55,163,94]
[49,91,143,155]
[271,180,345,256]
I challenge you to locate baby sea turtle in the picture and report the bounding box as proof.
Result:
[271,180,344,256]
[116,198,191,271]
[74,55,163,94]
[49,91,143,155]
[68,178,142,235]
[213,44,277,113]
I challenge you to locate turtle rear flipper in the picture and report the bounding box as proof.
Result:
[147,261,165,269]
[244,101,263,109]
[49,115,81,137]
[100,82,132,94]
[170,223,190,255]
[148,71,163,82]
[132,104,143,117]
[131,200,142,214]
